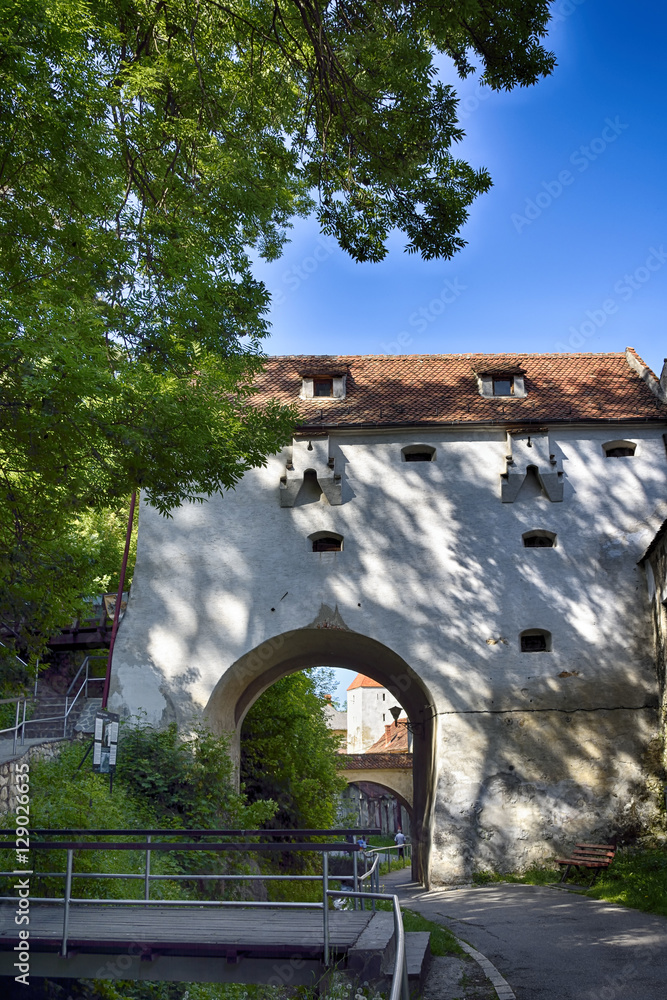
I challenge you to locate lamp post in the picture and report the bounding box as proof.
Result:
[389,704,414,752]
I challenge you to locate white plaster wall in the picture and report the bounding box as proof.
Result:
[110,422,666,880]
[347,685,401,752]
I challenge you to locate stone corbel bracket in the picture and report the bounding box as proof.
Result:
[501,429,563,503]
[279,435,342,507]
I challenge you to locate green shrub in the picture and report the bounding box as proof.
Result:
[586,847,667,916]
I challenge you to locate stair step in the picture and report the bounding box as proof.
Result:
[383,931,432,987]
[348,912,395,979]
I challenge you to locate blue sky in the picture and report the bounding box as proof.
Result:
[254,0,667,706]
[256,0,666,379]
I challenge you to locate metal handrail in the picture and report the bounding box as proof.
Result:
[0,640,32,755]
[327,889,409,1000]
[357,850,381,910]
[0,833,409,1000]
[0,655,107,749]
[63,654,106,737]
[0,696,29,756]
[0,827,382,837]
[359,852,381,882]
[365,843,412,871]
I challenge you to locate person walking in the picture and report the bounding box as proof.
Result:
[394,828,406,860]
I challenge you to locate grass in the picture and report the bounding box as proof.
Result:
[372,898,463,956]
[586,848,667,916]
[472,846,667,917]
[472,866,555,887]
[401,908,464,956]
[364,835,399,849]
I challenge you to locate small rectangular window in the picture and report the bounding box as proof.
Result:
[312,536,342,552]
[493,378,513,396]
[521,634,547,652]
[314,378,333,397]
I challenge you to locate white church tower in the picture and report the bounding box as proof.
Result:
[346,673,402,752]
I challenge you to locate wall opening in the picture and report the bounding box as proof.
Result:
[402,445,436,463]
[523,530,557,548]
[603,440,637,458]
[343,780,412,840]
[520,628,552,652]
[310,532,343,552]
[295,469,324,506]
[204,628,436,886]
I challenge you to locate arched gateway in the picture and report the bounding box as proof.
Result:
[205,628,434,883]
[110,351,666,885]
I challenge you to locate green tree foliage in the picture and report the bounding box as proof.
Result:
[0,727,277,903]
[116,722,276,829]
[240,670,346,831]
[0,1,555,657]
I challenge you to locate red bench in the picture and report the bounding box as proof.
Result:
[556,843,616,884]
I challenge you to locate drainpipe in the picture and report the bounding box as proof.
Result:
[101,492,137,709]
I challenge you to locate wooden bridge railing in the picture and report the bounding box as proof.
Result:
[0,829,409,1000]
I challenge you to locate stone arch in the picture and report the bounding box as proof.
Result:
[204,627,437,885]
[344,779,413,842]
[342,776,413,814]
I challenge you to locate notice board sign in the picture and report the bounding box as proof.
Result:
[93,710,119,774]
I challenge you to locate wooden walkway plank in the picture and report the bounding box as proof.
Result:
[0,904,372,951]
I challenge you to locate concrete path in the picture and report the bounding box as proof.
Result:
[0,736,63,766]
[381,869,667,999]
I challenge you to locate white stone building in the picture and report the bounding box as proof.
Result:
[109,349,667,885]
[346,673,402,752]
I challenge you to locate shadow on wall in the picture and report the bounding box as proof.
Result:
[116,366,665,880]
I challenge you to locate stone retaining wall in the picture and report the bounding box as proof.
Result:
[0,741,62,816]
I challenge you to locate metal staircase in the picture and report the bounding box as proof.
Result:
[0,654,106,757]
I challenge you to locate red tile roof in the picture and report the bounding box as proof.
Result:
[339,753,413,770]
[252,349,666,428]
[347,673,384,691]
[366,719,410,754]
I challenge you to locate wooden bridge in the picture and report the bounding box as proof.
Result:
[0,902,388,984]
[0,831,425,994]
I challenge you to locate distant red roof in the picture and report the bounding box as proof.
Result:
[339,752,413,769]
[252,350,666,428]
[347,673,384,691]
[366,719,410,754]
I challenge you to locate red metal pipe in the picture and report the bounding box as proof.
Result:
[101,491,137,708]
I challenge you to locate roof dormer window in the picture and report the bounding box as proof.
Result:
[314,378,333,397]
[476,368,527,399]
[300,372,347,400]
[493,378,514,396]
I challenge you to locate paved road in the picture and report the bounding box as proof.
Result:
[382,870,667,999]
